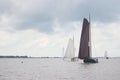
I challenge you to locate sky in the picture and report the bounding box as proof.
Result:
[0,0,120,57]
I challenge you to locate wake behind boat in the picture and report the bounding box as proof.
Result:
[78,17,98,63]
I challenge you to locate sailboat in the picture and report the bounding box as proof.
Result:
[78,17,98,63]
[104,51,109,59]
[64,37,77,61]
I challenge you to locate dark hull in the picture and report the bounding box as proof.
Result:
[106,57,109,59]
[83,58,98,63]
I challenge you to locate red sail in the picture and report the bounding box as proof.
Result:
[78,18,90,59]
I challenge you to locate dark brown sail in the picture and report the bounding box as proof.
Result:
[78,18,90,59]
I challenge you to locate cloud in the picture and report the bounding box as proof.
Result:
[0,0,13,14]
[91,22,120,57]
[1,0,120,33]
[0,29,69,57]
[0,0,120,57]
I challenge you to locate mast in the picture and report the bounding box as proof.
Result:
[62,47,64,58]
[73,36,75,57]
[89,14,92,58]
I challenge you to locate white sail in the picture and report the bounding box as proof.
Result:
[64,38,75,58]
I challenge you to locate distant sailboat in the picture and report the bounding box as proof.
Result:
[64,37,77,61]
[78,17,98,63]
[104,51,109,59]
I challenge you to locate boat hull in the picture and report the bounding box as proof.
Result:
[83,58,98,63]
[71,57,78,61]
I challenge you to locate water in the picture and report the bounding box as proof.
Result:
[0,58,120,80]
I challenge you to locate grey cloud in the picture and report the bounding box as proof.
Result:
[76,0,120,22]
[16,21,53,34]
[14,10,54,33]
[0,0,13,14]
[1,0,120,33]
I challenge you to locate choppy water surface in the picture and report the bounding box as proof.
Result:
[0,58,120,80]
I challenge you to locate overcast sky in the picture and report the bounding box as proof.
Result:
[0,0,120,57]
